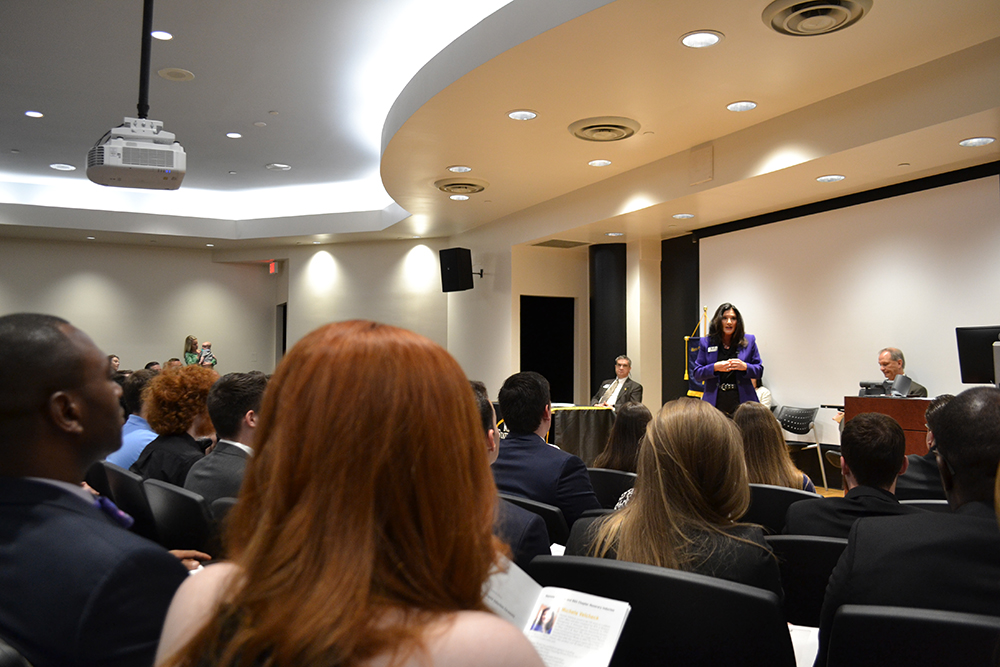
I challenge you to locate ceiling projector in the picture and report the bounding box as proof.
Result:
[87,117,186,190]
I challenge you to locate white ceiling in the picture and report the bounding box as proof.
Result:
[1,0,998,250]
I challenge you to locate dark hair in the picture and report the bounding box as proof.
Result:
[841,413,906,489]
[207,372,269,441]
[498,372,550,434]
[166,357,181,364]
[470,381,494,436]
[925,394,955,435]
[144,361,160,370]
[122,369,158,416]
[593,402,651,473]
[708,303,746,348]
[933,387,1000,502]
[0,313,81,418]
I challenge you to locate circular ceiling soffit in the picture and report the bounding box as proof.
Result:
[568,116,640,142]
[434,178,489,195]
[157,68,195,81]
[762,0,873,36]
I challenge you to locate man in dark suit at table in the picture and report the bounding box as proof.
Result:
[493,371,600,528]
[815,386,1000,666]
[0,313,188,667]
[185,371,267,507]
[784,413,922,538]
[591,355,643,410]
[471,381,550,566]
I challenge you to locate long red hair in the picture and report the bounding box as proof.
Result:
[164,320,500,667]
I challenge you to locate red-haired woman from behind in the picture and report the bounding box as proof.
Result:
[155,320,543,667]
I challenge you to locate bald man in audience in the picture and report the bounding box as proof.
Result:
[0,313,188,667]
[816,386,1000,666]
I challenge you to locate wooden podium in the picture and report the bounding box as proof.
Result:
[844,396,932,456]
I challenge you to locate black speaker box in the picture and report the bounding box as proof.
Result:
[440,247,474,292]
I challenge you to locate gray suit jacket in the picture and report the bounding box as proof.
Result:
[591,377,643,409]
[183,440,249,507]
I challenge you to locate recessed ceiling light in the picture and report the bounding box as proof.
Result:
[206,244,214,247]
[450,194,470,201]
[448,165,472,173]
[265,163,291,171]
[226,132,242,139]
[268,110,279,116]
[681,30,724,48]
[959,137,995,148]
[673,213,695,219]
[86,236,96,240]
[727,101,757,112]
[508,110,538,121]
[157,68,195,82]
[897,162,910,168]
[151,30,172,40]
[312,241,320,244]
[253,121,267,127]
[24,111,43,118]
[49,163,76,171]
[228,171,237,175]
[605,232,624,237]
[588,159,612,167]
[816,174,846,183]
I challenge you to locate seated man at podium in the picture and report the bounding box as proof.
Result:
[591,355,643,410]
[860,347,927,397]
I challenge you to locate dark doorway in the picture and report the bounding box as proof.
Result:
[520,295,574,403]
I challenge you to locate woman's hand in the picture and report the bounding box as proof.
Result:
[714,359,747,372]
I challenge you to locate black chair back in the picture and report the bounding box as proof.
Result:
[0,634,33,667]
[765,534,848,627]
[84,460,112,499]
[774,405,819,437]
[899,499,951,513]
[587,468,637,509]
[827,604,1000,667]
[526,555,795,667]
[211,496,238,522]
[142,479,218,553]
[744,483,820,534]
[102,461,159,541]
[497,493,569,545]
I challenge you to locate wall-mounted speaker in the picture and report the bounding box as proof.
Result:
[440,247,474,292]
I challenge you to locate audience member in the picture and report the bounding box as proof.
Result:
[144,361,162,371]
[197,341,218,368]
[471,381,550,567]
[751,376,772,408]
[108,354,120,371]
[131,365,216,485]
[492,371,600,528]
[591,355,643,410]
[894,394,953,500]
[106,369,159,469]
[592,401,651,473]
[784,413,921,538]
[734,401,815,493]
[816,387,1000,665]
[183,335,200,366]
[184,372,267,507]
[0,313,188,667]
[155,320,543,667]
[570,398,781,596]
[164,358,182,369]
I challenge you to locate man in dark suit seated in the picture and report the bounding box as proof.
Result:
[492,371,600,528]
[591,355,643,410]
[894,394,953,500]
[815,387,1000,666]
[0,313,188,667]
[470,381,549,567]
[184,372,268,507]
[784,413,923,538]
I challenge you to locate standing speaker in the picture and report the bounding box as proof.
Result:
[439,247,474,292]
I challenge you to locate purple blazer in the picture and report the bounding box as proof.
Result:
[692,334,763,407]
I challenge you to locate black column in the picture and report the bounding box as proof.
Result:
[589,243,627,397]
[661,235,699,402]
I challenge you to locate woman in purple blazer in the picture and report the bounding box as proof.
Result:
[693,303,762,416]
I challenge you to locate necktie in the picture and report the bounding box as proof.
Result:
[95,495,135,529]
[600,379,619,404]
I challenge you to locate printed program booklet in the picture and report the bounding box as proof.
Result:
[485,559,631,667]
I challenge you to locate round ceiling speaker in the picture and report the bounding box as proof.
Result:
[568,116,641,142]
[434,178,488,195]
[762,0,873,36]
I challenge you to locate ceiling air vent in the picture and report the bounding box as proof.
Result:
[762,0,873,36]
[533,239,589,249]
[569,116,640,142]
[435,178,488,195]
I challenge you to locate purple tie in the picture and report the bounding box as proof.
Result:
[94,495,135,529]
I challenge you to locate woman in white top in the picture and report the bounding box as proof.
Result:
[156,320,543,667]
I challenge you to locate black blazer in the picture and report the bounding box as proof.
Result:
[783,485,924,539]
[0,478,188,667]
[131,431,204,486]
[894,451,946,500]
[591,377,643,409]
[816,502,1000,666]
